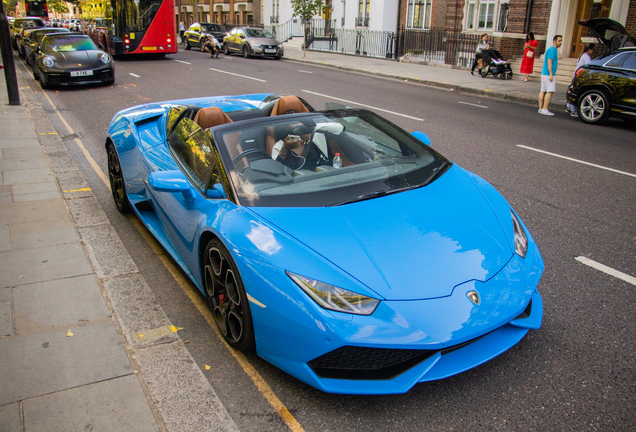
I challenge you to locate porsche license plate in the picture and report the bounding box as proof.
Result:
[70,70,93,77]
[142,46,156,51]
[265,49,276,53]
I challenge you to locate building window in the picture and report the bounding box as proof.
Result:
[464,0,499,31]
[406,0,433,29]
[356,0,370,27]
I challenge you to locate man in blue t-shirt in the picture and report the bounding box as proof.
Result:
[538,35,563,116]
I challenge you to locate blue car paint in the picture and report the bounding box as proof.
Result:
[106,94,545,394]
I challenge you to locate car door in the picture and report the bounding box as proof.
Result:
[226,28,237,52]
[190,24,201,48]
[147,109,228,279]
[236,29,247,52]
[615,52,636,114]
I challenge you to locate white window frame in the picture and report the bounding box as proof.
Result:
[406,0,433,30]
[357,0,370,27]
[464,0,500,32]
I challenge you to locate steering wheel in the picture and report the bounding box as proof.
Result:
[232,148,272,169]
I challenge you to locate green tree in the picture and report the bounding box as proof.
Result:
[290,0,323,57]
[48,0,70,14]
[3,0,19,16]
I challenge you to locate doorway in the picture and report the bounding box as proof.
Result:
[570,0,613,58]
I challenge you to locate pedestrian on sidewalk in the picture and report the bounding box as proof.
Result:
[470,34,489,76]
[179,21,186,44]
[520,32,538,81]
[567,43,595,116]
[538,34,563,116]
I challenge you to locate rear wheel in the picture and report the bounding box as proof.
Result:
[224,44,230,55]
[200,39,206,51]
[505,71,513,80]
[480,69,488,78]
[242,45,250,58]
[578,89,610,125]
[203,239,255,350]
[107,142,131,213]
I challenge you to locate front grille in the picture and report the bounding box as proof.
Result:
[308,346,436,380]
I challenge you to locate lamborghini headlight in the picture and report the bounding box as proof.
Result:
[288,271,380,315]
[100,53,111,64]
[511,210,528,259]
[42,56,55,68]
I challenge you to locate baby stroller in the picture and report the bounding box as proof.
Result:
[479,49,513,79]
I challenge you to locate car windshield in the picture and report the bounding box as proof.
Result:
[48,36,97,52]
[214,110,449,207]
[201,23,224,32]
[245,28,274,38]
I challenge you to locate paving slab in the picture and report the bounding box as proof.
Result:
[0,138,40,149]
[136,342,239,432]
[0,287,13,336]
[1,167,54,186]
[55,171,93,199]
[9,217,78,251]
[0,319,133,405]
[0,157,48,171]
[0,198,68,224]
[47,151,79,173]
[23,375,159,432]
[0,242,93,288]
[66,196,110,227]
[0,403,21,432]
[0,186,11,204]
[78,225,138,279]
[0,223,9,252]
[103,274,177,348]
[13,275,110,333]
[0,128,37,140]
[2,147,44,159]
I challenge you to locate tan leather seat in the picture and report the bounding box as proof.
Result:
[269,96,310,116]
[194,106,233,130]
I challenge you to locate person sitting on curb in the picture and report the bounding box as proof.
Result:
[202,36,220,58]
[470,34,489,76]
[538,34,563,116]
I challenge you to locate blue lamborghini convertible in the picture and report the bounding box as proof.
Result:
[106,94,544,394]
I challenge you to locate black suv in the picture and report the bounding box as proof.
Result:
[10,17,45,50]
[567,18,636,125]
[183,22,226,51]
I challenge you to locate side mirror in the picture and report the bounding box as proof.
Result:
[411,131,431,146]
[205,183,226,199]
[148,170,194,201]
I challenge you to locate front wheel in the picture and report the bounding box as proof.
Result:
[242,45,250,58]
[203,239,255,350]
[107,142,131,213]
[577,90,610,125]
[32,66,40,81]
[184,39,191,50]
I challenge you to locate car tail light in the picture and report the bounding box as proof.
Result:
[125,39,130,44]
[167,38,171,43]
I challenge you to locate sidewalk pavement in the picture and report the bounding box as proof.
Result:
[0,53,238,431]
[282,44,570,108]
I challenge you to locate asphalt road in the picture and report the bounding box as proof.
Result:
[17,48,636,431]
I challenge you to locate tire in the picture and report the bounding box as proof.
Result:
[480,69,488,78]
[274,56,281,60]
[39,72,49,89]
[184,39,191,50]
[577,89,610,125]
[505,71,513,80]
[224,44,230,55]
[203,239,255,351]
[242,45,250,58]
[200,39,206,52]
[107,142,131,213]
[32,66,39,81]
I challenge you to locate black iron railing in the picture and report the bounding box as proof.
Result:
[398,29,483,67]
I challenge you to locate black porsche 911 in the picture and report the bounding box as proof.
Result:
[33,33,115,89]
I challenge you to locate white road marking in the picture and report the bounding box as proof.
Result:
[173,60,192,65]
[302,90,424,121]
[209,68,267,82]
[575,257,636,286]
[517,145,636,178]
[458,101,488,108]
[298,70,313,74]
[129,73,141,78]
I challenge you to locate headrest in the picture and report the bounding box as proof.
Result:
[194,107,233,130]
[270,96,310,116]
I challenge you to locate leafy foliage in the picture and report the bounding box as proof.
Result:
[48,0,69,14]
[290,0,324,21]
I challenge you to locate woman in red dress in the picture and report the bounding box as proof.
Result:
[520,32,538,81]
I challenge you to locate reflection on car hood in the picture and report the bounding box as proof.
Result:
[251,165,513,301]
[48,50,102,69]
[248,37,279,45]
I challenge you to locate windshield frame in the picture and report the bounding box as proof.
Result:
[44,35,98,53]
[210,109,450,208]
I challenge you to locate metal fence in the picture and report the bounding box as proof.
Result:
[398,29,483,67]
[309,27,397,59]
[265,18,335,43]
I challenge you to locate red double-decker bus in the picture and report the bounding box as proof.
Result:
[90,0,177,56]
[24,0,48,18]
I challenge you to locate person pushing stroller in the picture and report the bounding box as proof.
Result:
[470,34,489,76]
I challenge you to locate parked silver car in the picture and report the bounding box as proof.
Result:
[223,27,283,59]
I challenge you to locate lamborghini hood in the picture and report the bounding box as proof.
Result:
[251,166,514,301]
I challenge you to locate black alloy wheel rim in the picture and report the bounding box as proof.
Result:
[204,247,245,345]
[107,146,126,210]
